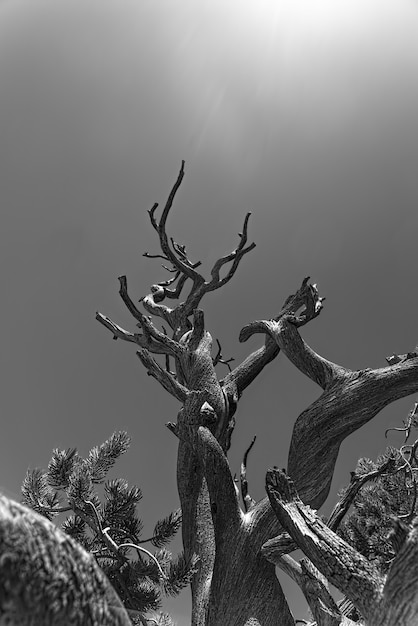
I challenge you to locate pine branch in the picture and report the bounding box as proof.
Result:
[103,478,143,523]
[67,461,95,504]
[87,431,131,484]
[21,468,63,520]
[162,551,199,596]
[151,509,182,548]
[47,447,78,489]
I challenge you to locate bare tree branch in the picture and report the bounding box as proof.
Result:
[265,467,382,621]
[95,311,175,355]
[136,349,189,402]
[238,280,418,510]
[220,336,280,402]
[95,313,137,343]
[385,400,418,443]
[212,338,234,371]
[220,278,326,406]
[239,278,338,389]
[146,162,202,283]
[240,435,257,512]
[205,213,256,291]
[118,276,183,356]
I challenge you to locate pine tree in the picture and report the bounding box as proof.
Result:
[21,431,198,626]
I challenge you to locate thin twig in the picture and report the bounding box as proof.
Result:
[213,338,235,371]
[146,162,201,282]
[207,213,256,291]
[241,436,257,512]
[385,402,418,443]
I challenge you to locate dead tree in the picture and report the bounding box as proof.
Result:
[95,162,418,625]
[1,164,415,624]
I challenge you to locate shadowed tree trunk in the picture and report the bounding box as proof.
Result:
[2,164,418,625]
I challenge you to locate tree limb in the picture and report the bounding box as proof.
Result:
[205,212,256,291]
[265,468,382,621]
[95,311,179,355]
[239,277,338,389]
[141,164,257,338]
[239,277,418,510]
[288,359,418,509]
[95,313,137,343]
[118,276,183,356]
[220,337,280,402]
[146,161,202,283]
[221,277,326,406]
[136,348,189,402]
[220,277,324,407]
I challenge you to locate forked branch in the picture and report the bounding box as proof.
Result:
[97,162,258,350]
[265,468,382,621]
[146,161,201,283]
[206,212,256,291]
[136,349,188,403]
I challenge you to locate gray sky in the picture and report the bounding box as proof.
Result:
[1,0,418,622]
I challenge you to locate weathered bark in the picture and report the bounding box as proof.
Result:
[266,467,418,626]
[0,494,131,625]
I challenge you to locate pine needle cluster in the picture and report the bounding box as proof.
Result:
[21,431,198,625]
